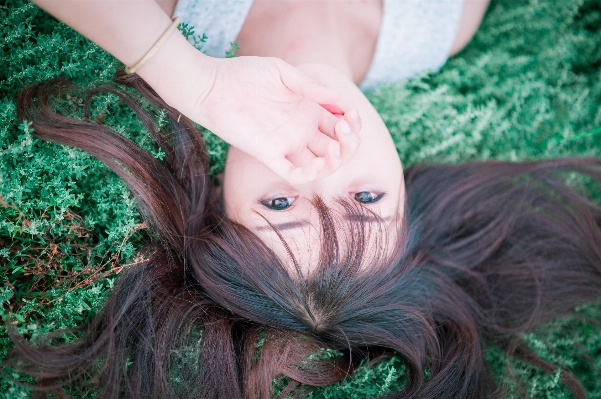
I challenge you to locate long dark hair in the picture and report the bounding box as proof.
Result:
[7,74,601,398]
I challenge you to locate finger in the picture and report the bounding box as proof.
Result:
[307,131,339,157]
[263,156,325,185]
[317,109,339,139]
[345,107,362,134]
[316,137,343,179]
[307,132,342,176]
[300,79,341,104]
[310,117,363,180]
[288,148,329,184]
[335,117,362,167]
[286,147,319,167]
[311,108,361,179]
[277,61,341,104]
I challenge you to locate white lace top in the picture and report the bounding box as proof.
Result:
[173,0,464,91]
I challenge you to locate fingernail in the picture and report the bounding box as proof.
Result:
[348,108,359,122]
[339,119,352,135]
[334,145,341,157]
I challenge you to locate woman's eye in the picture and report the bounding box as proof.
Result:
[260,196,296,211]
[354,191,385,205]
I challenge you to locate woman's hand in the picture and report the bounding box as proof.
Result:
[184,56,362,185]
[30,0,361,184]
[141,43,362,185]
[140,35,362,184]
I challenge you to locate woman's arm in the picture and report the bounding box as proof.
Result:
[31,0,361,184]
[32,0,175,68]
[449,0,490,56]
[32,0,214,118]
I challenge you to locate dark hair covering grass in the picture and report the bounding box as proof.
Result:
[7,73,601,398]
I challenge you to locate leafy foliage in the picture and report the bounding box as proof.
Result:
[1,0,600,397]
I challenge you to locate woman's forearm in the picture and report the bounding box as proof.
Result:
[31,0,175,66]
[31,0,214,121]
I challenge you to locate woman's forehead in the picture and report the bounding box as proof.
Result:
[247,201,405,275]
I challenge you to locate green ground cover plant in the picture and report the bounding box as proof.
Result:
[1,0,600,397]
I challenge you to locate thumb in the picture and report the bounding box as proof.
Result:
[277,61,341,104]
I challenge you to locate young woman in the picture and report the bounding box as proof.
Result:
[8,0,601,398]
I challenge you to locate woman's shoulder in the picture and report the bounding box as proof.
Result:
[449,0,490,56]
[360,0,489,90]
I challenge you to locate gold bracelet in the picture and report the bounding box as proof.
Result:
[124,16,181,74]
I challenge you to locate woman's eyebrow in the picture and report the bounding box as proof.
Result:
[256,220,309,231]
[256,215,392,231]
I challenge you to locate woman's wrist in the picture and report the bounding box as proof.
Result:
[135,29,218,126]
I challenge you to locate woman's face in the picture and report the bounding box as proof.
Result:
[222,64,404,269]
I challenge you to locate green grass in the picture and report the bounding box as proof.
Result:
[1,0,601,397]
